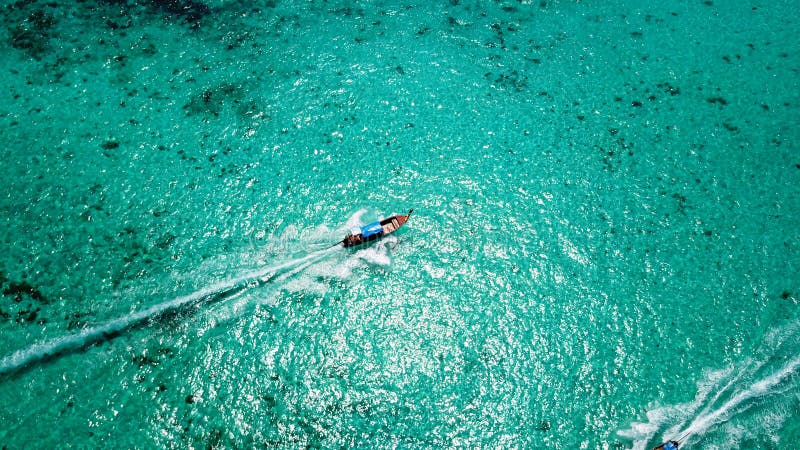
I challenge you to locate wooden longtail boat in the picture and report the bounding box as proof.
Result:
[339,209,413,248]
[653,441,679,450]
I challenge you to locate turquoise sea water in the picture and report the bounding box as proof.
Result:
[1,0,798,448]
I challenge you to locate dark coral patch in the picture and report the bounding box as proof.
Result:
[9,10,57,59]
[493,70,528,92]
[132,353,160,368]
[16,307,41,324]
[151,0,210,27]
[706,96,728,106]
[183,83,246,118]
[658,81,680,96]
[97,0,209,28]
[3,281,47,303]
[155,232,176,250]
[67,312,91,331]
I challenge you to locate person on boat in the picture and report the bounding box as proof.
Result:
[344,234,361,247]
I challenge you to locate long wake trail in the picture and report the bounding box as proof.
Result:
[676,353,800,444]
[619,322,800,448]
[0,247,336,377]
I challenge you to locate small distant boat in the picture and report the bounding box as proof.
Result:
[339,209,413,248]
[653,441,679,450]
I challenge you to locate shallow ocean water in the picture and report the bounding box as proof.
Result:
[0,0,798,448]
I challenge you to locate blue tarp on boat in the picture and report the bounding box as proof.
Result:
[360,221,383,238]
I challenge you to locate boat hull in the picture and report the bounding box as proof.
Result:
[341,209,413,248]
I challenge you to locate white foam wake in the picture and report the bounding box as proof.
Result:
[619,322,800,448]
[677,353,800,444]
[0,247,337,377]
